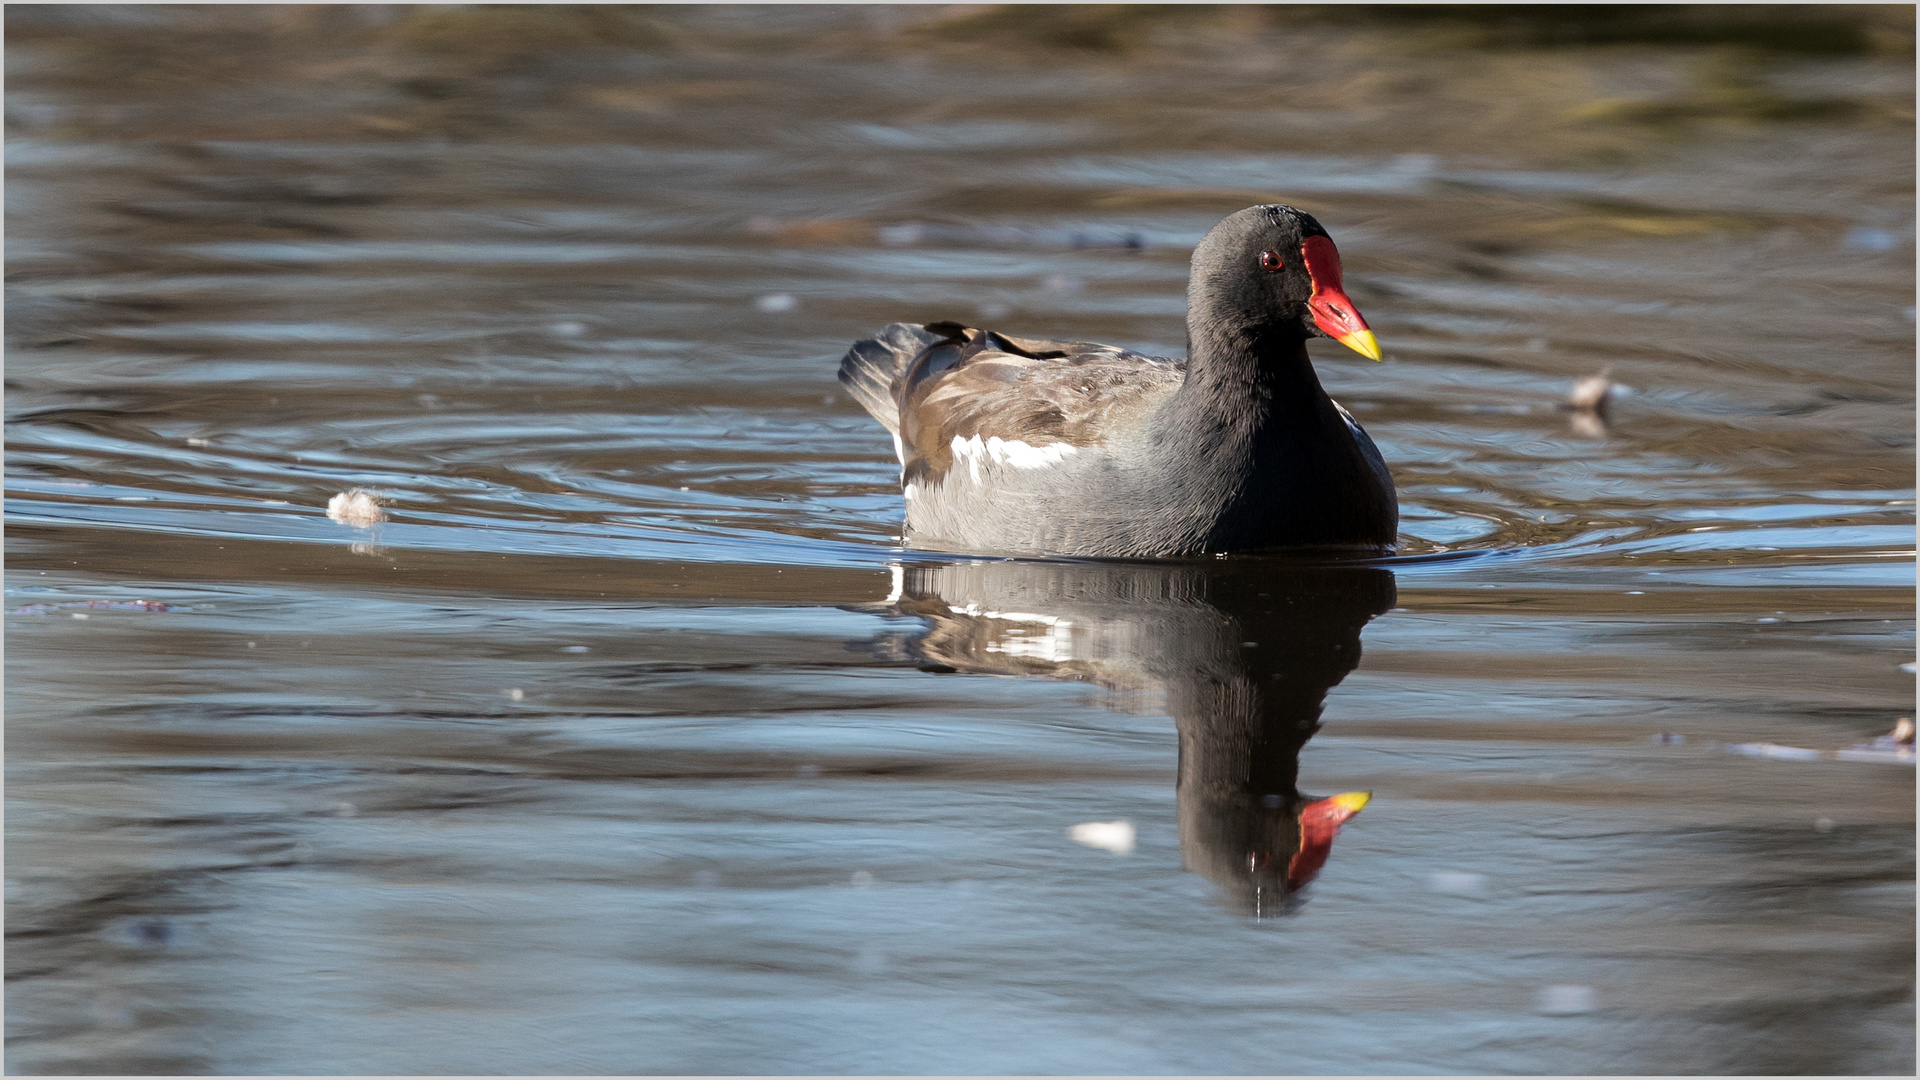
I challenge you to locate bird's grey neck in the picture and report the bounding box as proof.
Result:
[1162,318,1325,445]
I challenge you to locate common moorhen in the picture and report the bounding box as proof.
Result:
[839,204,1395,557]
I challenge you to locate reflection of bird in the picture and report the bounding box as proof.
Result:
[875,558,1393,915]
[839,205,1395,557]
[1287,791,1370,889]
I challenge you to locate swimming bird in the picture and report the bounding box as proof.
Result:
[838,204,1395,557]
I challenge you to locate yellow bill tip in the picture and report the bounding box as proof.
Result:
[1327,791,1372,814]
[1338,328,1382,362]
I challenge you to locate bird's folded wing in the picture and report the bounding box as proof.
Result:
[898,324,1184,486]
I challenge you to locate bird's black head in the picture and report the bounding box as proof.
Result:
[1187,204,1380,360]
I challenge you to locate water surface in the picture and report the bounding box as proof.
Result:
[6,7,1915,1074]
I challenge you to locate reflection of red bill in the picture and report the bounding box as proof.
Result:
[1286,790,1372,890]
[1301,236,1381,361]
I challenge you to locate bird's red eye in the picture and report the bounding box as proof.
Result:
[1259,250,1284,272]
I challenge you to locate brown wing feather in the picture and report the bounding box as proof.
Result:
[897,324,1184,486]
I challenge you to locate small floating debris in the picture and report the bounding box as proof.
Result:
[1568,369,1615,413]
[1561,368,1619,438]
[1069,819,1136,855]
[1728,742,1823,761]
[1728,719,1916,766]
[754,292,797,314]
[1536,985,1598,1015]
[325,488,385,528]
[1427,870,1489,897]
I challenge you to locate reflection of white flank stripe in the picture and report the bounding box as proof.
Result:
[955,604,1071,627]
[953,604,1077,662]
[884,563,904,604]
[988,628,1074,662]
[950,434,1078,482]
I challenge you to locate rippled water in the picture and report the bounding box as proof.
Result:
[7,8,1915,1074]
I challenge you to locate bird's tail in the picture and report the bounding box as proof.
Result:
[836,322,947,435]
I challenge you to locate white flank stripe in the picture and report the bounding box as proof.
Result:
[950,434,983,483]
[951,433,1078,481]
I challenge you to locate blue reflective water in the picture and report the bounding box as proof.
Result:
[6,7,1914,1075]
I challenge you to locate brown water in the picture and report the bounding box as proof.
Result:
[6,7,1916,1074]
